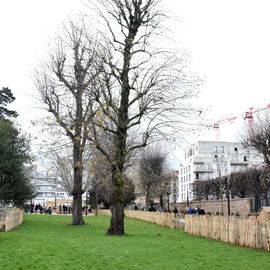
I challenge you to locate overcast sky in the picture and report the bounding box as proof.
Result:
[1,0,270,167]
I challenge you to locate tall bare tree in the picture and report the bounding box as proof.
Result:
[85,0,200,234]
[34,21,100,225]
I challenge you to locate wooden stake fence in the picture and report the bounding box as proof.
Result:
[185,215,270,251]
[0,208,23,232]
[98,209,185,229]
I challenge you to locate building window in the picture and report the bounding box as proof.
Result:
[196,173,199,179]
[234,156,238,162]
[214,146,218,153]
[188,165,191,173]
[244,156,249,162]
[220,146,224,153]
[189,174,191,181]
[234,147,238,152]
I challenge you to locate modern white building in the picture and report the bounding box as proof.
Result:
[30,164,85,208]
[178,140,261,202]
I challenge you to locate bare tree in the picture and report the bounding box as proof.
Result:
[85,0,200,234]
[138,147,167,210]
[49,147,92,197]
[154,169,172,209]
[212,155,229,213]
[87,146,135,212]
[192,180,213,201]
[34,21,100,225]
[242,110,270,167]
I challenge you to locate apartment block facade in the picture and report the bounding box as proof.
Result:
[178,140,260,203]
[30,165,85,208]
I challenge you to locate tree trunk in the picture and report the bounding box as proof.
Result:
[71,192,84,225]
[107,201,125,235]
[145,190,151,211]
[71,136,84,225]
[159,194,163,209]
[107,168,125,235]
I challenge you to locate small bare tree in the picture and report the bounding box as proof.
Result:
[49,148,93,197]
[138,147,167,210]
[213,155,229,213]
[87,145,135,212]
[242,110,270,167]
[154,170,172,210]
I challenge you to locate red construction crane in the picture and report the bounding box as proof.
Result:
[244,107,254,138]
[211,103,270,141]
[244,104,270,138]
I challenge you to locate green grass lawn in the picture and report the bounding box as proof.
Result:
[0,214,270,270]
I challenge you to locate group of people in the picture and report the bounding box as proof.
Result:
[82,206,92,215]
[148,206,171,212]
[184,206,205,215]
[58,204,72,214]
[24,203,52,214]
[24,203,93,215]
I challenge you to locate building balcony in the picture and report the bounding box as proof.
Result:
[230,161,249,165]
[36,195,56,199]
[193,168,213,173]
[193,158,207,163]
[38,189,56,193]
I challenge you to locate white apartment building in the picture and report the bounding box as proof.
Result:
[178,140,260,202]
[30,164,85,207]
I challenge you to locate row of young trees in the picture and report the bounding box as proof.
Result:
[193,167,270,202]
[0,87,35,207]
[35,0,200,234]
